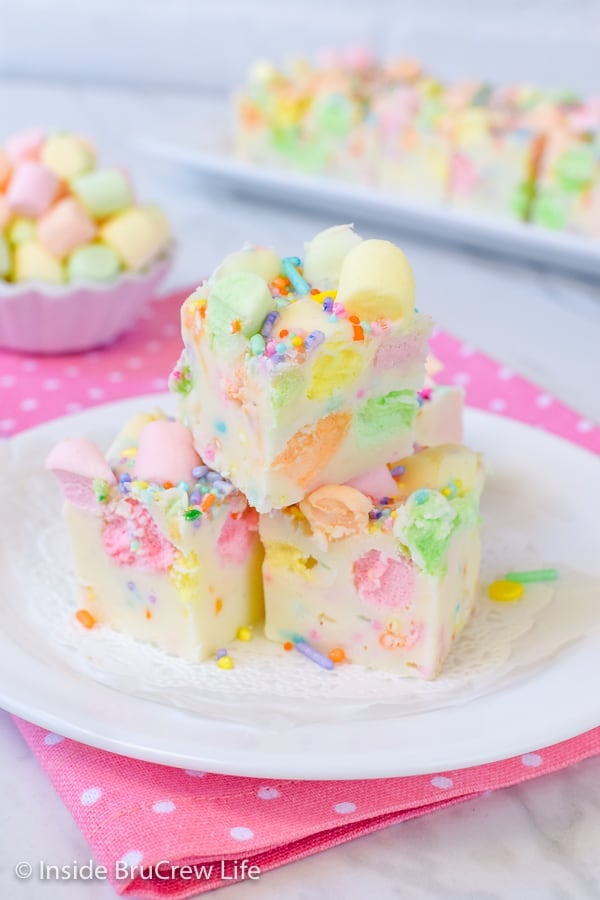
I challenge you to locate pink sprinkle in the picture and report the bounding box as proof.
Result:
[356,388,365,399]
[265,341,276,357]
[332,302,345,316]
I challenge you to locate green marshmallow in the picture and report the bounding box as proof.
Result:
[556,147,596,193]
[397,490,457,576]
[533,189,570,230]
[314,94,355,137]
[67,243,122,283]
[355,390,418,446]
[207,272,274,343]
[8,217,36,245]
[271,368,304,413]
[0,235,10,277]
[71,169,133,220]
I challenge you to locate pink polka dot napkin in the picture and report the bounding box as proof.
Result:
[2,286,599,897]
[11,719,600,897]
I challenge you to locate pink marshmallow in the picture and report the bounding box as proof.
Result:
[7,161,59,218]
[37,198,97,259]
[46,439,116,510]
[345,465,399,501]
[6,129,45,163]
[134,420,202,485]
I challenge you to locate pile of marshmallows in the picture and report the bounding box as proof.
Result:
[0,130,170,286]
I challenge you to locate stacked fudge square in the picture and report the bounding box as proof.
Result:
[48,225,483,679]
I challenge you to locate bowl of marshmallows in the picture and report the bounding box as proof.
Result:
[0,129,172,354]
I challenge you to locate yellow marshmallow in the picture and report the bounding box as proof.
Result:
[100,206,170,271]
[13,242,64,284]
[41,134,96,180]
[336,239,416,322]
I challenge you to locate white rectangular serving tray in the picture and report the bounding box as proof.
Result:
[140,138,600,279]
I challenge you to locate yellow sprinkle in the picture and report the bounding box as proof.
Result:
[121,448,137,458]
[488,579,524,602]
[455,479,463,489]
[217,655,234,670]
[291,335,304,347]
[310,290,338,303]
[237,626,253,641]
[441,487,452,497]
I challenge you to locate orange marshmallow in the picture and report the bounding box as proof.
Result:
[37,198,97,259]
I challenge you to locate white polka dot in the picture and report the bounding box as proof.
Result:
[127,357,143,369]
[576,419,594,434]
[0,419,15,432]
[66,402,82,413]
[497,366,514,381]
[87,387,105,400]
[108,371,123,383]
[521,753,543,767]
[44,733,64,746]
[536,393,553,408]
[452,372,471,386]
[153,377,168,390]
[152,800,176,813]
[0,375,15,388]
[459,343,475,357]
[20,398,38,411]
[489,398,507,412]
[42,378,61,391]
[163,323,178,337]
[21,359,37,372]
[184,769,206,778]
[230,826,254,841]
[119,850,143,868]
[257,787,280,800]
[80,787,102,806]
[334,801,356,815]
[145,340,162,352]
[431,776,453,789]
[64,365,79,377]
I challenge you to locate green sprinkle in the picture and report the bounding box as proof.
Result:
[130,540,141,551]
[505,569,558,584]
[249,333,266,355]
[185,508,201,521]
[93,478,110,503]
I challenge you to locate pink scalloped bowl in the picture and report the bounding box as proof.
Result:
[0,255,172,355]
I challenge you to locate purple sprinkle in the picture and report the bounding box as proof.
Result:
[148,593,157,604]
[323,297,333,313]
[260,310,280,338]
[304,330,326,352]
[214,479,232,494]
[190,491,201,505]
[369,510,383,520]
[295,640,334,671]
[119,472,131,483]
[192,465,209,479]
[216,648,228,660]
[206,471,220,483]
[272,354,286,364]
[380,496,391,505]
[119,483,130,494]
[390,465,406,477]
[127,581,136,592]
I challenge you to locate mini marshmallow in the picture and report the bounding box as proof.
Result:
[0,235,10,277]
[13,242,64,284]
[134,420,202,485]
[7,160,58,218]
[71,169,133,219]
[7,217,36,245]
[100,206,170,270]
[37,198,97,259]
[6,129,45,163]
[67,243,122,283]
[0,149,11,189]
[41,133,96,180]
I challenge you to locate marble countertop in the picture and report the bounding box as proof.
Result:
[0,79,598,900]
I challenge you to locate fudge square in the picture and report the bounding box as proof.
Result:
[260,444,484,679]
[172,225,432,512]
[46,411,264,662]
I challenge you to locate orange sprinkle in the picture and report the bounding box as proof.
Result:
[145,609,152,620]
[75,609,96,629]
[349,315,360,324]
[279,329,289,338]
[283,641,293,651]
[230,319,241,334]
[272,276,290,289]
[201,493,215,512]
[328,647,346,664]
[352,325,365,342]
[163,481,173,490]
[215,597,223,614]
[310,287,320,295]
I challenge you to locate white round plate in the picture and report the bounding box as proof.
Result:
[0,396,599,780]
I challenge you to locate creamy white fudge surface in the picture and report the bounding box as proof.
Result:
[415,384,464,447]
[47,411,264,662]
[260,444,484,679]
[171,226,432,512]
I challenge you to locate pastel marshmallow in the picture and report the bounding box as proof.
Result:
[41,133,96,180]
[67,243,122,283]
[37,198,97,259]
[6,129,45,163]
[134,420,202,485]
[71,169,133,219]
[100,206,170,270]
[7,161,58,218]
[47,412,264,662]
[7,217,36,245]
[13,242,64,284]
